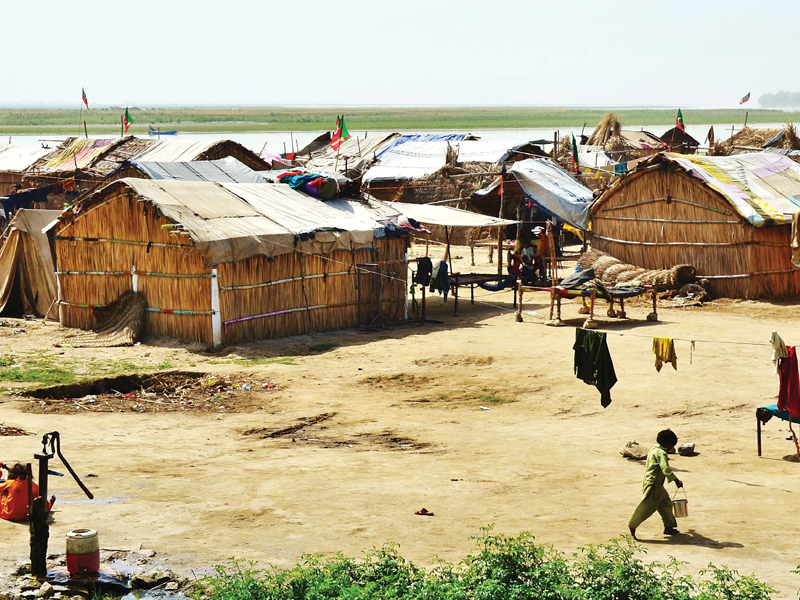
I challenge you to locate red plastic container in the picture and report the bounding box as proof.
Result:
[66,529,100,577]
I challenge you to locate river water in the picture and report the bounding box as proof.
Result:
[2,123,786,153]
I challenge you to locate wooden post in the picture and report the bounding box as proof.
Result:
[120,116,124,137]
[83,120,88,139]
[497,172,505,276]
[757,418,762,457]
[445,227,454,275]
[470,237,475,267]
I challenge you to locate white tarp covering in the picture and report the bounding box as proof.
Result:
[130,140,217,163]
[299,134,397,179]
[0,145,51,172]
[363,140,529,184]
[510,159,593,231]
[385,201,517,227]
[119,179,378,265]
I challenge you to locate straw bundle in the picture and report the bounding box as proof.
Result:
[577,249,695,291]
[783,122,800,150]
[65,290,146,347]
[586,113,622,146]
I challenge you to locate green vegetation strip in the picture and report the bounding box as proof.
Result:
[193,529,775,600]
[1,107,797,135]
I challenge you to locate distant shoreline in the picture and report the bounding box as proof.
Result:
[0,107,797,136]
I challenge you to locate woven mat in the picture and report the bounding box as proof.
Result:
[65,291,146,348]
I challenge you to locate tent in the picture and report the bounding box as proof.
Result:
[0,209,61,317]
[509,159,593,231]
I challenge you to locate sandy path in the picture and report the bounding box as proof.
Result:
[2,245,800,597]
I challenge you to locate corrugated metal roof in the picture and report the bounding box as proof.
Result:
[130,157,265,183]
[130,140,218,163]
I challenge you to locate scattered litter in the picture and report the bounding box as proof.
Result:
[678,442,697,456]
[621,440,647,460]
[526,311,539,316]
[414,508,434,516]
[479,406,491,410]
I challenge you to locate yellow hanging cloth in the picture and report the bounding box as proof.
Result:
[653,337,678,372]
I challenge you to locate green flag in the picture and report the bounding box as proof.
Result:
[124,107,134,132]
[676,109,685,132]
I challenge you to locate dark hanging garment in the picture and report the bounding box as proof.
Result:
[778,346,800,418]
[414,257,433,286]
[573,329,617,408]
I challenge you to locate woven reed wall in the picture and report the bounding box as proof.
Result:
[219,236,407,345]
[591,168,800,299]
[55,189,214,344]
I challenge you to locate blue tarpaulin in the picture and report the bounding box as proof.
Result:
[509,158,594,231]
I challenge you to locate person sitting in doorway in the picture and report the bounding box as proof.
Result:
[521,227,548,285]
[0,463,55,521]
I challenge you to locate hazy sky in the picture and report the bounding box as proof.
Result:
[3,0,798,108]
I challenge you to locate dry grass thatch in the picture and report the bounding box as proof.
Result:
[577,248,695,291]
[586,112,622,146]
[712,123,800,156]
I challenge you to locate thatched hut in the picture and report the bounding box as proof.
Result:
[23,137,270,207]
[712,124,800,156]
[591,152,800,299]
[660,127,699,154]
[51,179,407,346]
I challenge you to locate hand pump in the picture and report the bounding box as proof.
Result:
[30,432,93,577]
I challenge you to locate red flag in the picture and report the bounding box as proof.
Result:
[330,115,351,151]
[676,109,685,132]
[124,107,133,132]
[81,88,89,110]
[740,92,750,105]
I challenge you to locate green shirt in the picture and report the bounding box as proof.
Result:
[641,444,676,499]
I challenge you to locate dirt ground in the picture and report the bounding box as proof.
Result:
[3,243,800,597]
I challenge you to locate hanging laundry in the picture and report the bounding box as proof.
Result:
[573,329,617,408]
[428,260,449,299]
[653,337,678,372]
[770,331,788,374]
[778,346,800,418]
[413,257,433,286]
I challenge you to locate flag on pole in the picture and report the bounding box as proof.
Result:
[330,115,351,150]
[81,88,89,110]
[676,109,685,132]
[124,107,134,132]
[740,92,750,105]
[571,133,580,175]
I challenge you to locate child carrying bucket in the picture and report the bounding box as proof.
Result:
[628,430,684,539]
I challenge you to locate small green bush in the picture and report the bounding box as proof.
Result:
[192,527,776,600]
